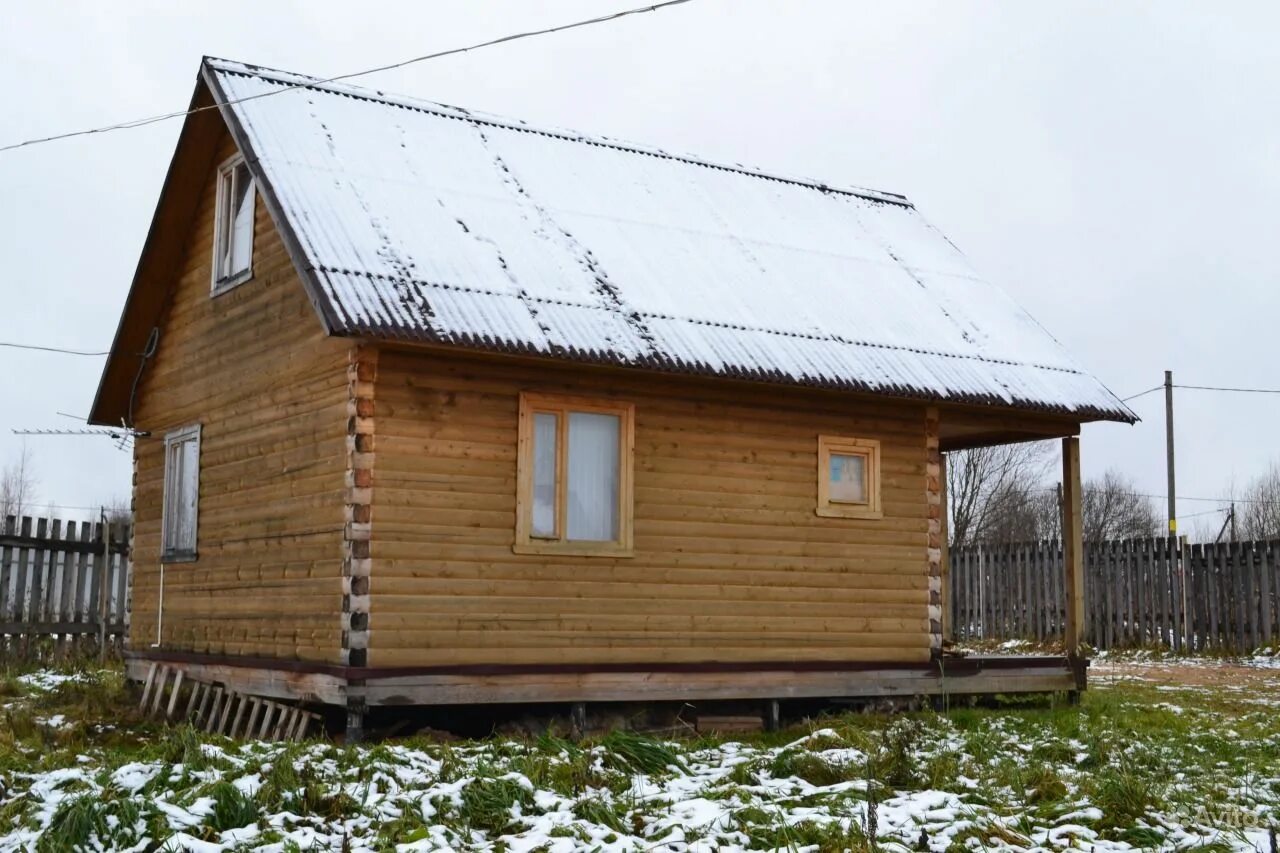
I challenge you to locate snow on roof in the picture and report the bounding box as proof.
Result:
[205,58,1132,422]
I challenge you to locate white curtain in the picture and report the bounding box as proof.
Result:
[532,412,558,536]
[829,452,866,503]
[566,412,620,541]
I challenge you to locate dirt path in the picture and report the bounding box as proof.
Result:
[1092,656,1280,691]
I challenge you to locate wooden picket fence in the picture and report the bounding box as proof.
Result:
[0,514,130,656]
[950,538,1280,652]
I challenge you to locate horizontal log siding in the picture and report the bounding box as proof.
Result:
[129,132,349,662]
[370,350,932,667]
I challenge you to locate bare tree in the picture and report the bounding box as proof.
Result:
[1239,463,1280,541]
[1080,469,1161,541]
[103,496,133,528]
[0,445,37,520]
[947,442,1053,546]
[948,450,1160,545]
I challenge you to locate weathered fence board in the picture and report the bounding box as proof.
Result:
[950,537,1280,652]
[0,514,129,655]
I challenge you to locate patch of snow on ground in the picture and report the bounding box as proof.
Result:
[16,671,89,691]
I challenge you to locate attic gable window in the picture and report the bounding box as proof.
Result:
[212,154,255,293]
[162,424,201,561]
[515,393,635,557]
[816,435,882,519]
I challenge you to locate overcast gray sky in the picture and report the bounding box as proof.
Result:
[1,1,1276,534]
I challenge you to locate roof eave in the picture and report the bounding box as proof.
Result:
[88,73,220,427]
[359,329,1138,424]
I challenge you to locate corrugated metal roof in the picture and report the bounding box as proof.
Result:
[206,58,1133,422]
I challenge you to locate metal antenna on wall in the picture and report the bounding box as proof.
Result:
[12,426,141,453]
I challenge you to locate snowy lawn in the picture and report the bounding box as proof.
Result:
[1,656,1279,851]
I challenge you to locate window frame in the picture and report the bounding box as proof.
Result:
[210,152,256,295]
[816,435,883,519]
[515,392,635,557]
[161,423,202,562]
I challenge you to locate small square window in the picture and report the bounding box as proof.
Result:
[816,435,882,519]
[515,393,634,556]
[212,154,255,293]
[162,424,201,561]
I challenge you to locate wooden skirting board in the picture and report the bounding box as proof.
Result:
[126,652,1084,709]
[135,662,324,741]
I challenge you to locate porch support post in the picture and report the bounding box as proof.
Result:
[939,453,950,642]
[1061,436,1085,660]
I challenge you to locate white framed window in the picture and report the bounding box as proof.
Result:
[515,393,635,556]
[211,153,255,293]
[816,435,883,519]
[162,424,201,561]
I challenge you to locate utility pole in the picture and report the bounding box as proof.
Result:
[1164,370,1188,650]
[1164,370,1176,536]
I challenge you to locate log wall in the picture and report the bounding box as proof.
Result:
[128,130,350,662]
[369,349,935,667]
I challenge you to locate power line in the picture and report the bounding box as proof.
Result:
[0,341,109,356]
[1021,484,1260,506]
[1121,385,1162,402]
[1122,382,1280,402]
[1178,506,1230,520]
[19,503,122,514]
[1175,383,1280,395]
[0,0,696,154]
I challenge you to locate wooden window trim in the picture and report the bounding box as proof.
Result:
[515,392,635,557]
[816,434,883,520]
[211,152,256,296]
[161,423,201,563]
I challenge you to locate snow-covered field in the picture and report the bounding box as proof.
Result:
[1,656,1278,851]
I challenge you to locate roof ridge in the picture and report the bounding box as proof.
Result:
[318,266,1089,378]
[203,56,913,208]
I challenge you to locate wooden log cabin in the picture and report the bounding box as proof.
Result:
[90,58,1134,737]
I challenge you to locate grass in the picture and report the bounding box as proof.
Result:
[459,774,538,834]
[207,780,261,834]
[768,748,860,787]
[36,794,109,853]
[3,654,1280,849]
[596,729,686,775]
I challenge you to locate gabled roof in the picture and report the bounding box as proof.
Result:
[92,57,1135,425]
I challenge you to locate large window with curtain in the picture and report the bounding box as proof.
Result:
[515,393,635,556]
